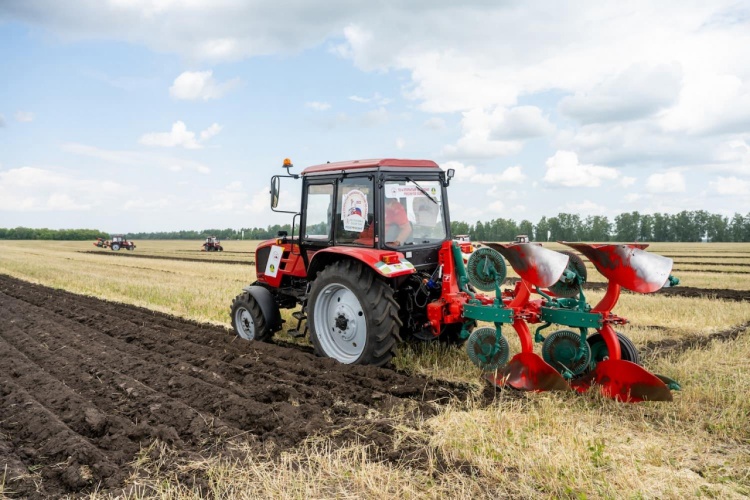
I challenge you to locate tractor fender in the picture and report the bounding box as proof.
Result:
[307,247,416,280]
[241,285,283,332]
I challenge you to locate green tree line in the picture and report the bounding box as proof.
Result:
[451,210,750,242]
[0,227,108,240]
[3,210,750,242]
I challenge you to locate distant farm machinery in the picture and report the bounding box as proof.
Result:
[202,236,224,252]
[93,235,136,251]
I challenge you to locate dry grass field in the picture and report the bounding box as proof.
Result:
[1,240,749,498]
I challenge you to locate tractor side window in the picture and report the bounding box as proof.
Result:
[384,180,447,247]
[336,177,374,247]
[304,183,334,240]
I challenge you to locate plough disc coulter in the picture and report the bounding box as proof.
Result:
[461,241,679,402]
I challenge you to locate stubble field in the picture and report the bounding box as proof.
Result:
[0,240,748,498]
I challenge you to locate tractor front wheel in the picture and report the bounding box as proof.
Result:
[231,292,272,342]
[309,260,400,366]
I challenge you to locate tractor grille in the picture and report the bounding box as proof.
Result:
[256,246,271,272]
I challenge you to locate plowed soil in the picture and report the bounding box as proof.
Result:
[641,321,750,358]
[0,275,476,498]
[80,250,253,266]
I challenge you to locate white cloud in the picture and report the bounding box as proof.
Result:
[709,176,750,196]
[660,73,750,135]
[489,106,555,140]
[563,200,608,215]
[713,138,750,176]
[199,123,222,141]
[123,198,171,210]
[646,171,686,193]
[207,183,296,214]
[63,142,211,174]
[0,166,125,212]
[442,161,526,184]
[559,63,682,124]
[395,137,405,150]
[305,101,331,111]
[543,150,621,188]
[348,92,392,106]
[139,121,221,149]
[424,117,446,130]
[619,176,636,188]
[169,70,239,100]
[360,106,389,127]
[443,108,523,159]
[15,111,35,122]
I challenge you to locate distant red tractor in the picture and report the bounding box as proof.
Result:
[202,236,224,252]
[230,158,681,402]
[93,235,136,251]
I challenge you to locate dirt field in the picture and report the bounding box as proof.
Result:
[1,240,749,498]
[0,275,479,498]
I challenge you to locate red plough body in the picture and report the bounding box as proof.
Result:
[450,240,678,402]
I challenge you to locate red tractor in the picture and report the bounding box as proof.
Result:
[230,158,681,402]
[202,236,224,252]
[93,235,135,250]
[109,235,136,251]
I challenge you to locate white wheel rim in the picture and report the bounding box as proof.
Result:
[235,307,256,340]
[313,283,367,363]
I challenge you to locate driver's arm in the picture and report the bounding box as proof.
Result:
[389,202,412,246]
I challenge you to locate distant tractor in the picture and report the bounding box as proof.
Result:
[202,236,224,252]
[229,158,682,402]
[93,235,136,250]
[110,235,136,251]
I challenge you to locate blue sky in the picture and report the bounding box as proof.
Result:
[1,1,749,232]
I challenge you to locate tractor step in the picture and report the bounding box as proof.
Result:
[292,311,307,321]
[286,329,307,338]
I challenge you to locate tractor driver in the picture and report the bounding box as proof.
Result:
[383,197,411,246]
[355,196,412,246]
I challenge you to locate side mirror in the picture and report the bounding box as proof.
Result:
[445,168,455,187]
[270,176,280,209]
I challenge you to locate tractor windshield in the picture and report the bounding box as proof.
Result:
[383,179,447,248]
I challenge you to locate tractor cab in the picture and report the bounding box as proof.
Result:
[293,161,453,271]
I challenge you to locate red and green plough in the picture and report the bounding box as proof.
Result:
[451,241,680,402]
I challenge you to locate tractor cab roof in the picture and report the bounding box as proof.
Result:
[301,158,441,176]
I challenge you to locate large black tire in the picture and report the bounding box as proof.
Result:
[308,260,401,366]
[111,243,120,251]
[231,291,273,342]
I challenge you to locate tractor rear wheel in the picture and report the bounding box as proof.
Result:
[309,260,400,366]
[231,292,272,341]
